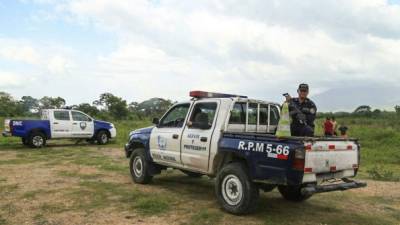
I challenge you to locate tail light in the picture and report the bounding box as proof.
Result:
[292,148,305,171]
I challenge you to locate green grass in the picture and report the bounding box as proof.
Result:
[186,209,223,225]
[65,180,171,215]
[2,115,400,181]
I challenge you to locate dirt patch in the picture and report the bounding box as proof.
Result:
[1,146,400,225]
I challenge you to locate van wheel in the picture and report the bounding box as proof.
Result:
[29,132,46,148]
[130,148,153,184]
[96,131,109,145]
[180,170,203,178]
[278,185,312,202]
[215,162,259,215]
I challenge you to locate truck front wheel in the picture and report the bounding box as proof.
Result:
[96,130,109,145]
[215,162,259,215]
[278,185,312,202]
[129,148,153,184]
[29,132,46,148]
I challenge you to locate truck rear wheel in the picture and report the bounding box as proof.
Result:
[130,148,153,184]
[278,185,312,202]
[96,130,109,145]
[215,162,259,215]
[29,132,46,148]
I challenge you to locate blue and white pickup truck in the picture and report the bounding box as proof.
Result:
[124,91,366,214]
[2,109,116,148]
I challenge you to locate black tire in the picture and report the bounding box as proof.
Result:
[28,132,46,148]
[129,148,153,184]
[96,130,109,145]
[181,170,203,178]
[278,185,312,202]
[215,162,259,215]
[21,137,29,146]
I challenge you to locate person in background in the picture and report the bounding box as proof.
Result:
[338,125,348,138]
[331,116,338,136]
[323,117,334,136]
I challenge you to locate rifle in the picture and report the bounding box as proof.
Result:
[282,93,307,125]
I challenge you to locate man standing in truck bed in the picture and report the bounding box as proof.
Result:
[285,83,317,137]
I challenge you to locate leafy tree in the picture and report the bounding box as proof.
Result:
[93,93,128,119]
[39,96,66,109]
[354,105,371,114]
[395,105,400,115]
[0,92,23,116]
[73,103,99,116]
[20,96,39,114]
[136,98,173,117]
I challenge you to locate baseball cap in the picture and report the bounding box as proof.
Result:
[298,83,309,91]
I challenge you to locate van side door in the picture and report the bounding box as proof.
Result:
[50,110,73,138]
[71,111,94,138]
[149,103,191,167]
[181,100,219,172]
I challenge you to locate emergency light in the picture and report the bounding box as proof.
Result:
[189,90,247,98]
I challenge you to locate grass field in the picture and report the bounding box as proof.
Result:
[0,116,399,225]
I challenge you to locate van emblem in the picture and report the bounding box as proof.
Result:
[157,135,167,150]
[80,122,87,130]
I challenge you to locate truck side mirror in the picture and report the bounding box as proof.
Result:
[152,118,160,125]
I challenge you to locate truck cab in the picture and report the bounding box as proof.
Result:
[3,109,116,148]
[124,91,365,214]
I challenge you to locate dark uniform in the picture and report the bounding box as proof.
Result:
[288,97,317,137]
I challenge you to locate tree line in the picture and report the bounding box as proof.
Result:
[1,91,399,120]
[0,92,174,120]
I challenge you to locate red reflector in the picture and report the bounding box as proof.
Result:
[277,154,288,160]
[330,166,337,172]
[304,167,313,173]
[305,144,312,151]
[328,145,335,150]
[347,145,353,150]
[352,164,358,168]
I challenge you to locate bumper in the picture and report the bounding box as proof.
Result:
[124,143,130,157]
[302,179,367,195]
[109,128,117,138]
[2,131,11,137]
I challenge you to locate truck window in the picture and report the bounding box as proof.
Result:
[189,102,217,129]
[53,111,70,121]
[72,111,91,121]
[229,103,246,124]
[159,103,190,128]
[248,103,258,125]
[270,105,280,126]
[259,104,268,125]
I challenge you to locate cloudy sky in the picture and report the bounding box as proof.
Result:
[1,0,400,112]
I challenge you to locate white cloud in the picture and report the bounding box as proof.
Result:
[4,0,400,110]
[0,38,75,75]
[0,71,25,88]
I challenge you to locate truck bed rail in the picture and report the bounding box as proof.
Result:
[222,131,359,142]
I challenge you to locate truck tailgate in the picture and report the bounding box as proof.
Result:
[303,140,359,181]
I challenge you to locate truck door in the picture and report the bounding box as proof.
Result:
[71,111,94,138]
[149,103,191,167]
[181,100,219,172]
[51,110,73,138]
